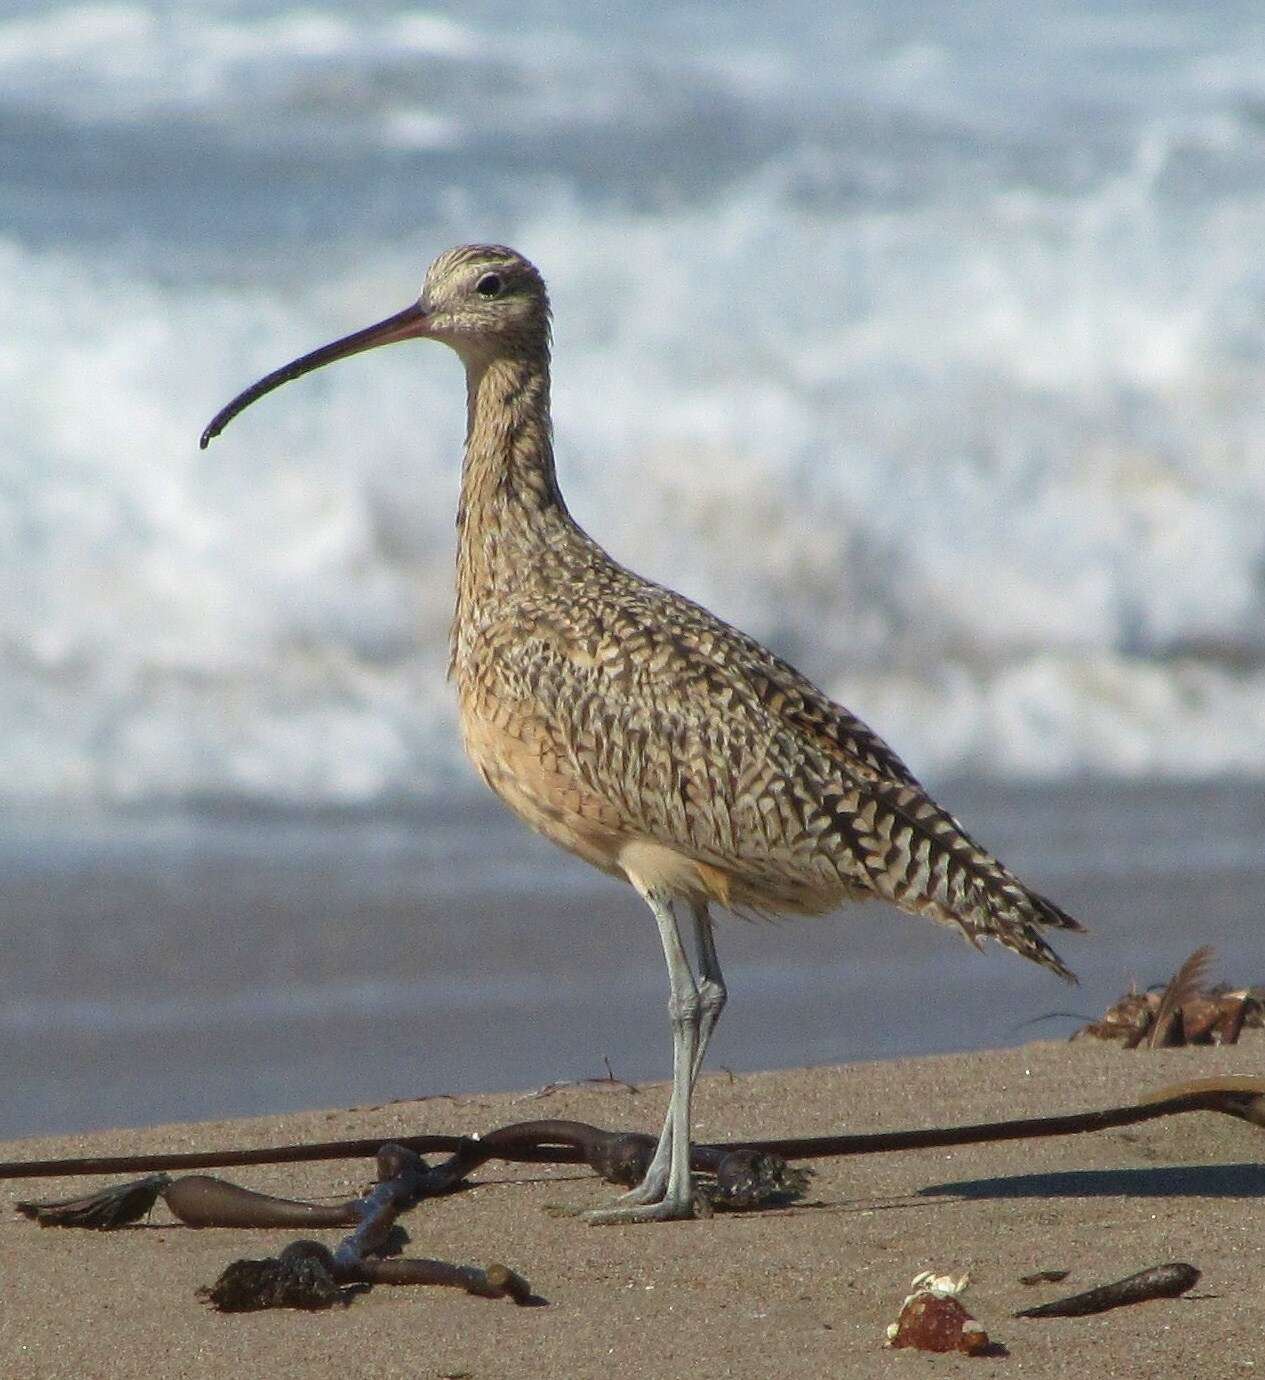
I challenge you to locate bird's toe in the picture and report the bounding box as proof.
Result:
[581,1190,701,1226]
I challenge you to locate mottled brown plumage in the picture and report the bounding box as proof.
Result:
[202,243,1082,1222]
[442,248,1079,969]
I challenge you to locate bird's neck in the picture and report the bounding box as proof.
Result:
[453,350,575,650]
[459,350,566,518]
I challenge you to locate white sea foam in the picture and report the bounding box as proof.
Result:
[3,2,1265,806]
[0,4,483,120]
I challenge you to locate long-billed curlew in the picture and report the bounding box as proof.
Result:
[201,245,1083,1223]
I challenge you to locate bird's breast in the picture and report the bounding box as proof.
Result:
[456,688,629,879]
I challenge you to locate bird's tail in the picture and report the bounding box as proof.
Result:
[835,779,1084,983]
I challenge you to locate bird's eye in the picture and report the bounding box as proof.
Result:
[476,273,504,298]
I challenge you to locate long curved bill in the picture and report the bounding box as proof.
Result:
[199,300,431,449]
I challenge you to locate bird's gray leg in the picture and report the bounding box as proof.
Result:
[689,901,727,1081]
[607,900,726,1212]
[628,901,723,1201]
[584,888,700,1223]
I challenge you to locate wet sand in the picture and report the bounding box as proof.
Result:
[2,1036,1262,1378]
[4,780,1264,1140]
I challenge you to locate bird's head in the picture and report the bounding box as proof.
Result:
[200,244,549,448]
[420,244,550,360]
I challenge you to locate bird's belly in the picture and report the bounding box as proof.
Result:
[456,697,865,917]
[458,700,628,879]
[456,698,749,907]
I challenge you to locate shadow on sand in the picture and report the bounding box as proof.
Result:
[921,1162,1265,1202]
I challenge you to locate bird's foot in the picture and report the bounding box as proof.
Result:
[581,1191,706,1226]
[612,1164,669,1206]
[545,1148,707,1223]
[545,1174,706,1224]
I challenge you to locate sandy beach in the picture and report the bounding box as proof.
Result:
[2,1036,1262,1379]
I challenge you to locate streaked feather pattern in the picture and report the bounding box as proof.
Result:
[442,249,1081,986]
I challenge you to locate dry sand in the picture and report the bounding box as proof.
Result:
[2,1038,1262,1379]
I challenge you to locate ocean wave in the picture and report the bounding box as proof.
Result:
[5,183,1265,804]
[4,2,1265,804]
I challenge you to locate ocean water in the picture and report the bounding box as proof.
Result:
[4,781,1263,1138]
[3,0,1265,808]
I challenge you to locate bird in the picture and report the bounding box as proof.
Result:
[201,244,1083,1223]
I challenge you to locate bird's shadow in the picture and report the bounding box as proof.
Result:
[920,1161,1265,1202]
